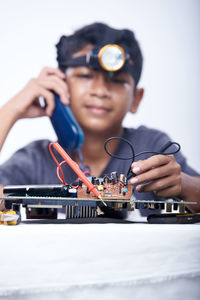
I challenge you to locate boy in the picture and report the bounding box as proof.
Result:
[0,23,199,217]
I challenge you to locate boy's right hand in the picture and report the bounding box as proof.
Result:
[8,67,69,120]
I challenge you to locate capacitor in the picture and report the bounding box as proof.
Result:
[91,176,96,184]
[120,174,125,183]
[103,175,110,184]
[111,171,118,179]
[124,176,128,186]
[111,171,118,184]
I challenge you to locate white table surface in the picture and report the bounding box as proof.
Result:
[0,220,200,300]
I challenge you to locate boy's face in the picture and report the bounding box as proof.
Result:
[65,44,142,135]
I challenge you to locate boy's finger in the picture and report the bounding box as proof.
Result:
[37,88,55,116]
[129,162,174,185]
[47,75,70,104]
[154,185,181,198]
[38,77,69,105]
[137,182,179,198]
[132,155,172,174]
[135,174,180,193]
[39,67,65,79]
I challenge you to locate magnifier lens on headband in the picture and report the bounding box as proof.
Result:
[98,44,126,72]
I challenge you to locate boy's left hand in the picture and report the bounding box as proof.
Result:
[0,185,5,211]
[129,155,182,198]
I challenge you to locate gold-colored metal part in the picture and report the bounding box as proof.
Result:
[114,202,123,211]
[96,206,104,216]
[99,195,107,207]
[148,203,155,209]
[127,203,134,211]
[179,200,185,214]
[0,210,19,225]
[98,44,126,72]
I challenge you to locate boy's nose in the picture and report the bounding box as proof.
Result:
[90,73,111,99]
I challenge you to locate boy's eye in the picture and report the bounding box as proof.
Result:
[111,78,126,84]
[77,73,93,79]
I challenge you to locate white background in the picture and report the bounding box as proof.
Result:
[0,0,199,171]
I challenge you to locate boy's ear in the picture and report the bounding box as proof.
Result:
[129,88,144,113]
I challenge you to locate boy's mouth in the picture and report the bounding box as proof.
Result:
[84,105,112,115]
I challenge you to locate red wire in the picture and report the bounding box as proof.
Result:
[49,143,79,189]
[57,161,66,184]
[49,143,66,185]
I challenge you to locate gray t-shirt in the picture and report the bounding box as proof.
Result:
[0,126,198,205]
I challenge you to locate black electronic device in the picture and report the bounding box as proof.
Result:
[147,213,200,224]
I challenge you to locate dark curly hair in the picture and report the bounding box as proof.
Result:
[56,22,143,85]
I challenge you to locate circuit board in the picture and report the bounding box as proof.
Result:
[1,141,198,225]
[76,172,131,200]
[1,170,197,225]
[78,182,132,200]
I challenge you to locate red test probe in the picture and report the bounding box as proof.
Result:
[49,142,102,200]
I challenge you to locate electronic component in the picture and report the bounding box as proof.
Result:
[2,174,197,225]
[1,140,197,225]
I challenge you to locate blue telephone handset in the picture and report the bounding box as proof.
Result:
[50,93,84,150]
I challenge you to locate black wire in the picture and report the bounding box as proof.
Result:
[104,137,181,179]
[134,147,181,158]
[104,137,135,160]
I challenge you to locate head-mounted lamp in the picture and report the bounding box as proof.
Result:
[60,44,141,83]
[61,44,130,73]
[87,44,128,72]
